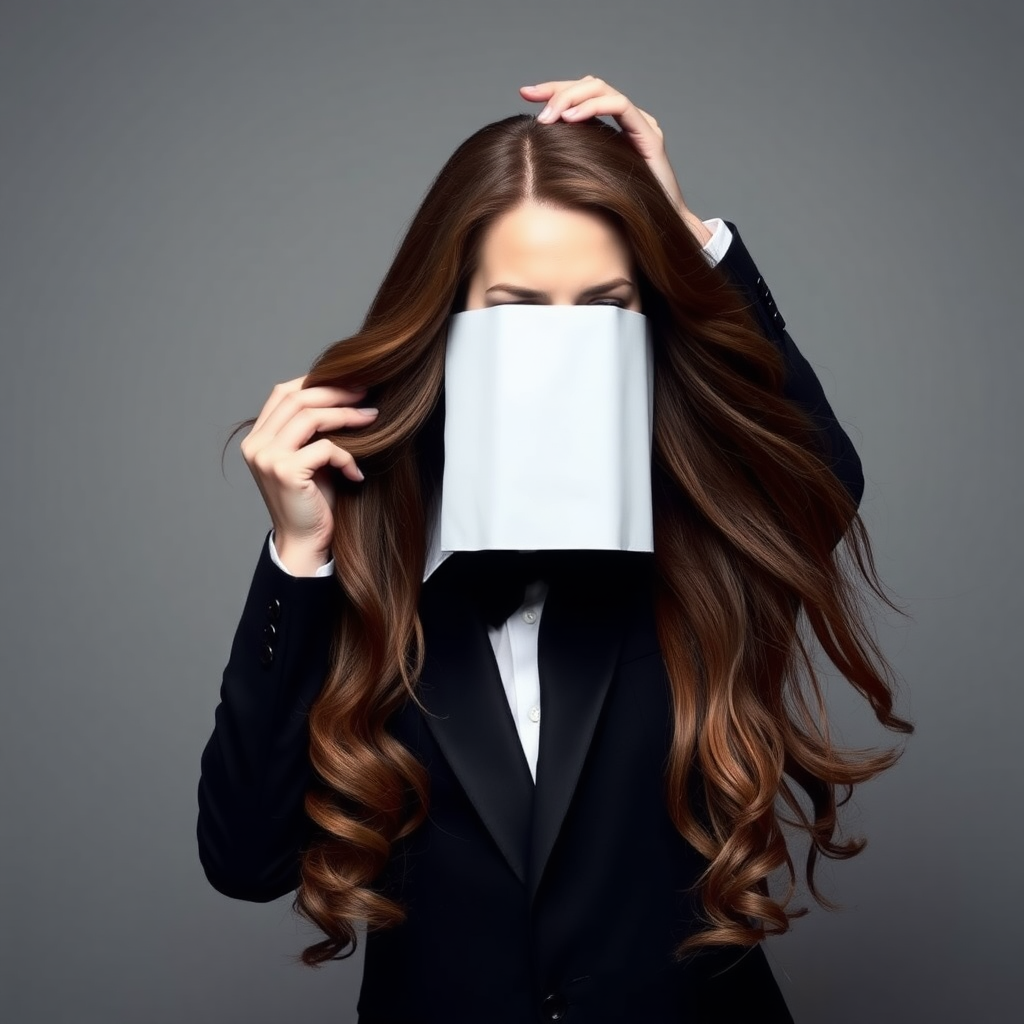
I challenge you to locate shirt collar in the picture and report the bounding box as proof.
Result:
[423,492,452,582]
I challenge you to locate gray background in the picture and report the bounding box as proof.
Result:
[2,1,1020,1021]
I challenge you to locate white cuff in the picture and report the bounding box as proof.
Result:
[268,529,335,577]
[699,217,733,267]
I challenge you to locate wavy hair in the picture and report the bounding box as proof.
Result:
[222,112,912,966]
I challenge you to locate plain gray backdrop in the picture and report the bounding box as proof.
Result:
[2,1,1021,1021]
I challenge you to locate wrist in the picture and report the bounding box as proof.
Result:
[276,537,332,577]
[679,206,713,247]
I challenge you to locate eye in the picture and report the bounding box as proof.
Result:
[498,299,625,307]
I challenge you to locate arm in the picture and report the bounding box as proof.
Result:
[713,219,865,509]
[196,529,342,901]
[521,78,863,509]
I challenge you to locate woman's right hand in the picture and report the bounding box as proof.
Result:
[240,375,379,570]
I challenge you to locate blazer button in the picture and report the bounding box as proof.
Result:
[267,598,282,621]
[541,992,568,1020]
[259,641,274,666]
[263,622,277,642]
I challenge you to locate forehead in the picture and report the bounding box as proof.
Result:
[474,202,632,281]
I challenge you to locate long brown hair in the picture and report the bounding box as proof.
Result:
[223,112,912,966]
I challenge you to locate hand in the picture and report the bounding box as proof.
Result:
[519,76,708,242]
[240,375,379,564]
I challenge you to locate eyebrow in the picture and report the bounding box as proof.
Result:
[483,277,635,299]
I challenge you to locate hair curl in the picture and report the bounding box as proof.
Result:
[222,112,912,966]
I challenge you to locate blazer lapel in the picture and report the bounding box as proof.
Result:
[416,561,536,887]
[527,562,634,909]
[415,551,644,904]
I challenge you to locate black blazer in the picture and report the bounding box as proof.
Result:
[197,221,864,1024]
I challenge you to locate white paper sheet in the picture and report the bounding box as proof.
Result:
[439,303,654,553]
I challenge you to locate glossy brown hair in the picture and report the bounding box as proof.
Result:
[223,112,912,966]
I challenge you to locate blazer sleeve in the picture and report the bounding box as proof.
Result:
[716,220,865,511]
[196,529,343,902]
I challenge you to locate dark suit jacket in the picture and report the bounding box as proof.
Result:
[197,221,864,1024]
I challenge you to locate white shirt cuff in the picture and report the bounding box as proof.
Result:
[700,217,732,267]
[268,529,335,577]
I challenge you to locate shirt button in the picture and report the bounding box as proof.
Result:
[522,609,537,623]
[528,705,541,723]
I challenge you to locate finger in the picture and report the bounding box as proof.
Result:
[559,93,648,136]
[535,78,613,122]
[291,436,366,483]
[264,402,379,457]
[246,393,373,464]
[633,105,661,133]
[520,79,590,96]
[252,380,368,436]
[256,374,368,428]
[323,438,366,483]
[250,374,306,433]
[521,77,608,119]
[562,95,662,155]
[522,75,600,93]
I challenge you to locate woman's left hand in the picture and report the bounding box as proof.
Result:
[519,76,701,234]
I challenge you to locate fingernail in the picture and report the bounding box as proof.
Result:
[354,466,365,481]
[357,407,379,415]
[538,105,553,121]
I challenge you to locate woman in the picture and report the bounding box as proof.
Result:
[198,77,913,1023]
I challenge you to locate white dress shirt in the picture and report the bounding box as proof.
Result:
[267,217,733,783]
